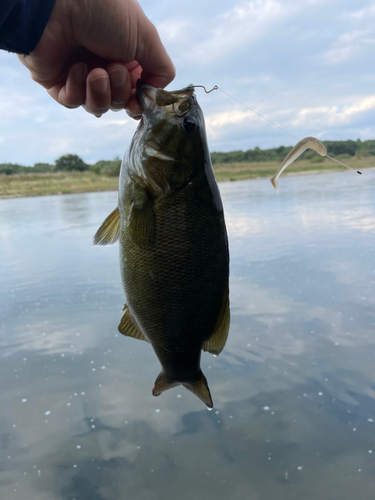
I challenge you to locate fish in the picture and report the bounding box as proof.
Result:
[94,80,230,408]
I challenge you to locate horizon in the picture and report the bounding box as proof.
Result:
[1,136,372,168]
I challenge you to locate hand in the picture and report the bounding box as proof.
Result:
[18,0,175,117]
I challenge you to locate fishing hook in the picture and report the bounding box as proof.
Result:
[192,85,218,93]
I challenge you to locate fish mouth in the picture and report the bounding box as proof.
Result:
[136,80,157,112]
[136,79,195,112]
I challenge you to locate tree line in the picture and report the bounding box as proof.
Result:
[1,139,374,175]
[0,154,121,176]
[210,138,375,164]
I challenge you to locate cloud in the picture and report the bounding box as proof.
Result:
[205,108,261,139]
[341,4,375,20]
[185,0,286,62]
[234,74,275,86]
[291,95,375,129]
[157,19,193,42]
[322,30,370,64]
[0,88,35,119]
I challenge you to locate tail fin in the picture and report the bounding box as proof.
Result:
[152,372,179,396]
[152,370,213,409]
[183,371,213,409]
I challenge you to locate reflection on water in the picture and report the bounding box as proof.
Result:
[1,170,375,500]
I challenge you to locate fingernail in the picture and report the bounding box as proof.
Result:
[126,108,142,120]
[91,75,108,94]
[74,63,87,84]
[109,67,126,87]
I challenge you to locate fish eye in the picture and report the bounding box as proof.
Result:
[183,116,197,133]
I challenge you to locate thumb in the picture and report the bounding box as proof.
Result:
[133,14,175,88]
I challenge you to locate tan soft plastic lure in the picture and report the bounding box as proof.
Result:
[270,137,326,193]
[270,136,362,193]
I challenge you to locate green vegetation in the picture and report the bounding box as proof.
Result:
[212,156,374,183]
[0,140,374,198]
[210,138,375,164]
[0,154,121,176]
[90,158,121,177]
[55,154,88,172]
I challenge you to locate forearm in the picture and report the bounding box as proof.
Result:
[0,0,56,54]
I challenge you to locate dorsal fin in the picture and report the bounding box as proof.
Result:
[203,292,230,356]
[118,305,149,343]
[93,207,120,245]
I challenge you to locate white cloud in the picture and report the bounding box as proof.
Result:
[186,0,285,62]
[235,74,275,86]
[46,136,75,155]
[341,4,375,20]
[0,88,35,118]
[322,30,369,64]
[207,108,260,129]
[291,95,375,128]
[157,19,193,42]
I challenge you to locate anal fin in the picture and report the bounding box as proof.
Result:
[203,293,230,356]
[93,207,120,245]
[118,305,149,343]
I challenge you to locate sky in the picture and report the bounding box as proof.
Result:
[1,0,375,166]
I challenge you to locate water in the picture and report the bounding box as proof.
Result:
[1,170,375,500]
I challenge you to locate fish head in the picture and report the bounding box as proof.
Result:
[126,80,210,196]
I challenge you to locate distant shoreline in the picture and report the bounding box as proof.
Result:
[0,158,373,199]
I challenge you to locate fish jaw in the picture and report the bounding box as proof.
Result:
[136,79,195,116]
[136,80,157,113]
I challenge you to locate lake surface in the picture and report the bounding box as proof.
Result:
[1,170,375,500]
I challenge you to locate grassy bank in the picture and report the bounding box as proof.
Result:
[0,157,373,198]
[0,171,119,198]
[213,156,374,182]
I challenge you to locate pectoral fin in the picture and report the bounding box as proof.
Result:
[203,293,230,356]
[128,186,155,247]
[118,305,149,343]
[93,207,120,245]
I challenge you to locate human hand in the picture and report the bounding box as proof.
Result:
[18,0,175,117]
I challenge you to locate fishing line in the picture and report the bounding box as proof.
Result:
[325,155,362,174]
[218,87,299,142]
[193,85,362,175]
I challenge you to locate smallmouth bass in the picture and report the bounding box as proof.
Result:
[94,80,230,408]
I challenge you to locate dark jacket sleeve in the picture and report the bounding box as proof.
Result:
[0,0,57,55]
